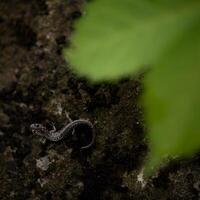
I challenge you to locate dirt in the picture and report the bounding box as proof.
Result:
[0,0,200,199]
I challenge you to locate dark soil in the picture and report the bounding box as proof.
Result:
[0,1,200,199]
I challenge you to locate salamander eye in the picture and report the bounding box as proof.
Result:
[30,124,43,130]
[33,124,43,128]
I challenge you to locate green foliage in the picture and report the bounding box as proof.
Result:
[64,0,200,173]
[144,25,200,173]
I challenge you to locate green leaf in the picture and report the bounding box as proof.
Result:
[64,0,200,81]
[64,0,200,174]
[144,21,200,174]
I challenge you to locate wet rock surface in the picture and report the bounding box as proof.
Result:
[0,1,200,199]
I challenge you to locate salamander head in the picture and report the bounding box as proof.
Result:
[30,123,48,137]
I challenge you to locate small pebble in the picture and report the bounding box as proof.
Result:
[36,156,50,171]
[0,130,4,136]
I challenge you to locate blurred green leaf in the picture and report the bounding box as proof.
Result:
[144,21,200,174]
[64,0,200,81]
[64,0,200,173]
